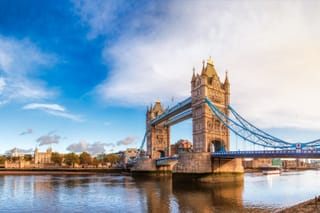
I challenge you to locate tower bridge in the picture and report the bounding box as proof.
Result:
[132,58,320,180]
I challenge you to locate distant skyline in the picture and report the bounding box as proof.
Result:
[1,1,320,155]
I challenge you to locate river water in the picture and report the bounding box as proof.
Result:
[0,170,320,212]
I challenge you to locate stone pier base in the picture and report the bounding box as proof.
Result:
[173,152,212,173]
[212,158,244,173]
[131,158,172,176]
[131,153,244,182]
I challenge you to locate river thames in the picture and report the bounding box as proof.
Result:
[1,170,320,212]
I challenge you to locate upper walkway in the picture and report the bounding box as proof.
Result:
[151,97,192,126]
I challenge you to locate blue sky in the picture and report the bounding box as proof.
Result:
[1,1,320,155]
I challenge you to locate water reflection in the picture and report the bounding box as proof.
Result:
[172,180,245,212]
[1,171,320,212]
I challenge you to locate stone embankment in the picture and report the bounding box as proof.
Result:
[0,168,123,175]
[277,196,320,213]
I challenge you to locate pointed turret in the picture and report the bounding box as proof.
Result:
[152,99,163,117]
[191,67,196,83]
[224,70,230,87]
[200,57,220,81]
[201,60,207,76]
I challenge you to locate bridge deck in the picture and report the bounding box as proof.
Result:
[212,150,320,158]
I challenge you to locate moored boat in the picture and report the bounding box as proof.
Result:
[262,169,281,175]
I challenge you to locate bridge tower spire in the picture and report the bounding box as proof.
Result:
[191,58,230,152]
[146,100,170,159]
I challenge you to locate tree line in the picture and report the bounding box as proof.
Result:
[0,152,120,168]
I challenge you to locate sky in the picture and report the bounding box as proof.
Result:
[0,0,320,155]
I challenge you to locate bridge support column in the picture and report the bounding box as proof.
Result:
[131,158,173,176]
[212,158,244,173]
[172,152,244,182]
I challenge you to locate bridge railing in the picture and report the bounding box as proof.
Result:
[212,150,320,158]
[155,156,179,166]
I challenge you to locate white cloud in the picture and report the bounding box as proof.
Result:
[0,77,5,94]
[116,136,136,146]
[19,128,33,136]
[23,103,65,111]
[76,1,320,130]
[0,36,57,103]
[37,132,62,146]
[23,103,83,122]
[66,141,88,153]
[67,141,115,155]
[72,0,124,39]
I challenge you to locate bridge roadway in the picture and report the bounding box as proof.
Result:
[211,150,320,158]
[155,150,320,166]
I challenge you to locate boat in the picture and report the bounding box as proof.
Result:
[262,169,281,175]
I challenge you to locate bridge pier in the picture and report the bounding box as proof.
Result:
[172,152,243,182]
[131,158,175,176]
[131,153,244,182]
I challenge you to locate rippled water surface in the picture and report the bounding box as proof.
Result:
[1,170,320,212]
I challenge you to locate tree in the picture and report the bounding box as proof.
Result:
[0,155,5,164]
[24,154,32,161]
[64,153,80,168]
[51,152,63,165]
[92,157,101,167]
[103,154,120,166]
[79,152,92,165]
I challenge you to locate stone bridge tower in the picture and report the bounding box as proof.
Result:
[191,58,230,153]
[146,100,170,159]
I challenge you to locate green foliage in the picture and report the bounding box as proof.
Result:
[103,153,120,165]
[92,157,101,167]
[6,156,20,162]
[24,154,32,161]
[51,152,63,165]
[63,153,80,167]
[0,155,5,164]
[79,152,92,165]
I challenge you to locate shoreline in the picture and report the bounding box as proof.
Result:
[276,196,320,213]
[0,168,125,175]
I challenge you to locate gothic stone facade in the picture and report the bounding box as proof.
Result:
[191,59,230,153]
[146,59,230,159]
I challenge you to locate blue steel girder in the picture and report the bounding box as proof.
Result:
[228,103,320,149]
[205,98,294,149]
[205,97,320,149]
[164,108,192,126]
[151,97,192,126]
[212,150,320,159]
[228,105,287,143]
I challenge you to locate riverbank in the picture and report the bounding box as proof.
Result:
[277,196,320,213]
[0,168,124,175]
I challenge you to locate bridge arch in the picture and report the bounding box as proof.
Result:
[211,139,226,153]
[158,150,165,158]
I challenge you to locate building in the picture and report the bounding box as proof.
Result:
[242,158,273,169]
[8,147,25,157]
[170,139,193,155]
[34,147,52,164]
[145,58,230,159]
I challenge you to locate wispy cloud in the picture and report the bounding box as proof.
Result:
[116,136,136,146]
[23,103,83,122]
[0,36,57,104]
[36,132,62,146]
[75,1,320,130]
[19,128,33,136]
[23,103,65,111]
[66,141,115,155]
[5,148,33,155]
[72,0,125,39]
